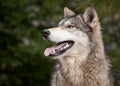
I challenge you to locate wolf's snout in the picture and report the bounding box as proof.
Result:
[42,29,50,38]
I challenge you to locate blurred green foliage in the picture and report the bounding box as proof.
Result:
[0,0,120,86]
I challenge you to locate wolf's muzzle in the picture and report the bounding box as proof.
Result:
[42,29,50,39]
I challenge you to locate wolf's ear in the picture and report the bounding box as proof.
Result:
[83,4,99,28]
[64,7,75,17]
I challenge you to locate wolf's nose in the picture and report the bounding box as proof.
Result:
[42,29,50,37]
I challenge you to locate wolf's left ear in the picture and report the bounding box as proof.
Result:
[64,7,75,17]
[83,4,99,29]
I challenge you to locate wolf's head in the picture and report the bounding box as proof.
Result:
[42,4,101,59]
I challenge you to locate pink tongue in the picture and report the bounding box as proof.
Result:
[44,43,67,57]
[44,47,55,57]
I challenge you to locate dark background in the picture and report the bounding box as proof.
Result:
[0,0,120,86]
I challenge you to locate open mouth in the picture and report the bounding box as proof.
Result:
[44,40,74,57]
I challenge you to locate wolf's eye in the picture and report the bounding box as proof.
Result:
[66,25,75,28]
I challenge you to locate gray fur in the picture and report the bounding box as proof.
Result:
[44,5,113,86]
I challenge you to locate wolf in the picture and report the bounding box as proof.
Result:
[42,4,113,86]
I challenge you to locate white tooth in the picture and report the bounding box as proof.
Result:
[64,46,67,49]
[53,50,55,53]
[60,48,63,50]
[66,44,69,48]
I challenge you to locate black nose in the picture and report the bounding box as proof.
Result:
[42,29,50,37]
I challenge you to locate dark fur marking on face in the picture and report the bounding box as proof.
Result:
[79,15,93,31]
[59,15,78,26]
[78,14,95,52]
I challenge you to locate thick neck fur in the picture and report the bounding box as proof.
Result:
[55,24,112,86]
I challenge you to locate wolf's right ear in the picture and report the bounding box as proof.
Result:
[83,4,99,29]
[64,7,75,17]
